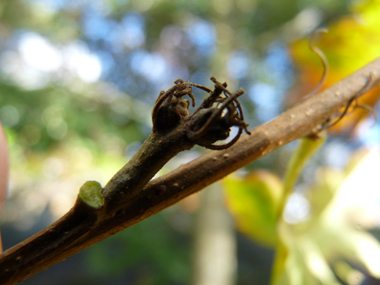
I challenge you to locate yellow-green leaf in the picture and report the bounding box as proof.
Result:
[223,171,283,247]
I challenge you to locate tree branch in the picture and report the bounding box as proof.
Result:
[1,57,380,284]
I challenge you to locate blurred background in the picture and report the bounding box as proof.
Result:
[1,0,380,284]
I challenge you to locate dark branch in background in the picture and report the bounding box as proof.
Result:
[1,57,380,284]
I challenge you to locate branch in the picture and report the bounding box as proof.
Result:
[1,57,380,284]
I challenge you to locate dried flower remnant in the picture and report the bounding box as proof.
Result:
[152,77,250,150]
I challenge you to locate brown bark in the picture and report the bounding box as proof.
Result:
[0,57,379,284]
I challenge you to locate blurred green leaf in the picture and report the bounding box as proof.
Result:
[272,133,327,283]
[223,170,283,247]
[271,149,380,284]
[281,132,327,212]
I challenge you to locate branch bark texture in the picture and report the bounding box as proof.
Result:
[1,57,380,284]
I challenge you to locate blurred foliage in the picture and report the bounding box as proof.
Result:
[224,171,282,248]
[85,214,191,285]
[289,0,380,135]
[1,0,380,284]
[224,139,380,284]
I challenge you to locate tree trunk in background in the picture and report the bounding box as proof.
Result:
[191,183,236,285]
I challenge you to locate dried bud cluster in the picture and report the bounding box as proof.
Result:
[152,77,250,150]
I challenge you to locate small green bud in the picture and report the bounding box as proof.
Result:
[79,181,104,209]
